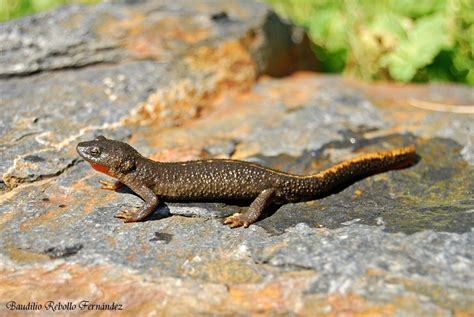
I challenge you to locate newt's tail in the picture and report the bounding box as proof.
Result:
[316,145,417,178]
[305,145,418,197]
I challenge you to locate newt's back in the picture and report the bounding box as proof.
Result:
[139,159,295,202]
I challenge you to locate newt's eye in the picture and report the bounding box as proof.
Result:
[90,147,101,157]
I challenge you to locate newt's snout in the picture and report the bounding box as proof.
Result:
[76,142,97,162]
[76,142,87,158]
[76,136,108,163]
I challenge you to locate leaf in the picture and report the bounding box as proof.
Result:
[388,0,447,18]
[358,13,407,79]
[381,13,453,82]
[308,8,347,51]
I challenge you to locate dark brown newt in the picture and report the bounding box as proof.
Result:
[76,136,417,228]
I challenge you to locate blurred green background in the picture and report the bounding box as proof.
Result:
[0,0,96,20]
[269,0,473,85]
[1,0,472,85]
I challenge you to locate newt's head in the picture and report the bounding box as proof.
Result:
[76,136,140,178]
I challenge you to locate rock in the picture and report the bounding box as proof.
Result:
[0,0,473,315]
[0,1,311,77]
[0,0,311,191]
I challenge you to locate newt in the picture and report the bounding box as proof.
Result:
[76,136,417,228]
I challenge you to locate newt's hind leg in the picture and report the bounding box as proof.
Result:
[224,188,276,228]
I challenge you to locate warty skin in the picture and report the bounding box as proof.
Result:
[76,136,417,228]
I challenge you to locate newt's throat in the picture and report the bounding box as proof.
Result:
[90,163,114,177]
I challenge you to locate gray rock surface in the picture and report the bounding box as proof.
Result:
[0,0,473,315]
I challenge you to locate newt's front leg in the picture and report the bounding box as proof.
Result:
[224,188,276,228]
[99,180,124,191]
[115,184,159,222]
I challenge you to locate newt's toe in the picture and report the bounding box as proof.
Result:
[99,180,121,190]
[114,209,139,222]
[224,213,250,228]
[99,180,115,190]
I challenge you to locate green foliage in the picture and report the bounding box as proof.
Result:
[0,0,98,21]
[381,13,451,81]
[268,0,473,84]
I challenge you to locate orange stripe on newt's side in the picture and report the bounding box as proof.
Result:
[90,163,115,177]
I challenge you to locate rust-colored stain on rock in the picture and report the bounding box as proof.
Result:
[95,12,211,60]
[124,15,211,59]
[1,240,472,315]
[3,243,50,264]
[127,39,256,127]
[19,190,74,231]
[228,282,285,313]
